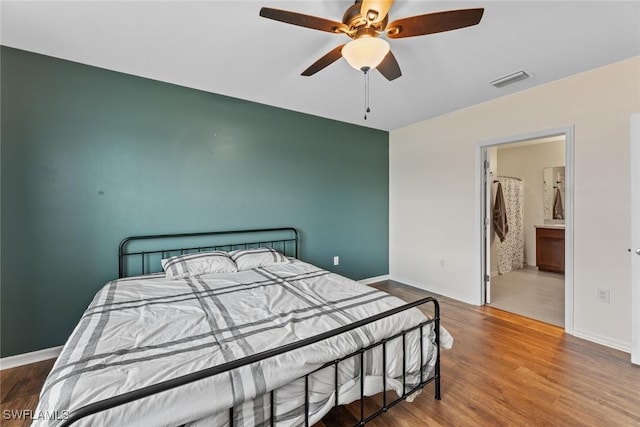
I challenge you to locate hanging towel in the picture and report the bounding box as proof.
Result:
[493,182,509,242]
[553,187,564,219]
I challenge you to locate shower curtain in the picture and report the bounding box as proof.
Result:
[495,176,525,274]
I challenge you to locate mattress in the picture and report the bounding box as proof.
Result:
[33,258,453,426]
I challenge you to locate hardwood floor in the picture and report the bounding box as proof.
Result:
[1,280,639,426]
[0,358,55,427]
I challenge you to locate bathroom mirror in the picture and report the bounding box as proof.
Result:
[543,166,565,223]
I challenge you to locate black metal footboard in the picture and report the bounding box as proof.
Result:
[59,297,441,427]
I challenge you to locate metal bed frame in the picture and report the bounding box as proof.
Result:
[60,227,441,427]
[118,227,300,279]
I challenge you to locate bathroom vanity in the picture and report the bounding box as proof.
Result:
[536,166,566,274]
[535,225,565,274]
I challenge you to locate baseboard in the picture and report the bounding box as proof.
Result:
[358,275,390,285]
[388,275,479,306]
[0,346,62,370]
[572,329,631,353]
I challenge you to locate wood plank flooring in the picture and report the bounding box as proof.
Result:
[1,280,639,426]
[1,358,55,427]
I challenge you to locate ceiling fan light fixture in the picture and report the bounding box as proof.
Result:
[341,37,390,72]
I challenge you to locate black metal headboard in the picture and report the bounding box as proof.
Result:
[118,227,299,278]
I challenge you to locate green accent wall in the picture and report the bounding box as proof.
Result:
[0,47,389,357]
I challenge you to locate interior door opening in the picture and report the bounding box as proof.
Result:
[480,129,574,332]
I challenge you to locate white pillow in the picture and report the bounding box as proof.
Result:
[161,251,238,279]
[229,248,289,271]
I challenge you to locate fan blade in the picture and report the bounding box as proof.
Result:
[259,7,346,34]
[386,8,484,39]
[301,44,346,76]
[360,0,394,24]
[376,50,402,81]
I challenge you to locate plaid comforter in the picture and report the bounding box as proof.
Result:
[34,259,452,427]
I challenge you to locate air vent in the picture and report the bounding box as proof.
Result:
[490,70,530,88]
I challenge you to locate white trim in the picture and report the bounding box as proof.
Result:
[358,275,390,285]
[389,275,478,306]
[564,127,575,335]
[0,346,62,370]
[475,126,575,335]
[573,329,631,353]
[631,113,640,365]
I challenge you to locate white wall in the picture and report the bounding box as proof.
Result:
[390,56,639,351]
[497,140,565,267]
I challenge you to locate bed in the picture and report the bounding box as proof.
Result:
[33,228,452,426]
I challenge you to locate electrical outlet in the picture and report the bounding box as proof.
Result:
[333,256,340,266]
[597,288,610,303]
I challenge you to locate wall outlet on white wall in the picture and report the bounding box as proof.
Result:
[597,288,610,303]
[333,256,340,266]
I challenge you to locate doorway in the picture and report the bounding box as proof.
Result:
[478,127,574,333]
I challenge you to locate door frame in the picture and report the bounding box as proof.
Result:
[631,113,639,365]
[483,147,493,304]
[476,126,575,334]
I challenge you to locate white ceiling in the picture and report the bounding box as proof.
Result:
[2,1,639,131]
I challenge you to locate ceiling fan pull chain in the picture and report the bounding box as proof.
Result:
[363,67,371,120]
[363,69,367,120]
[367,70,371,114]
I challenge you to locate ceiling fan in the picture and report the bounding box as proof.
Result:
[259,0,484,81]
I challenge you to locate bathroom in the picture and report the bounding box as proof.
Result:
[487,135,566,326]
